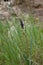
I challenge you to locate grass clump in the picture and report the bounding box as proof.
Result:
[0,16,43,65]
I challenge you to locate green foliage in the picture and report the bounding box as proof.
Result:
[0,16,43,65]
